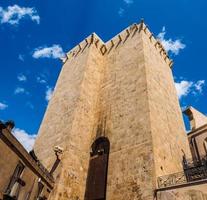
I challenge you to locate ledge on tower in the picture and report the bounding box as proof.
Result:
[59,33,105,63]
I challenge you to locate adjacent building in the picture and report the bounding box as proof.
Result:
[0,121,54,200]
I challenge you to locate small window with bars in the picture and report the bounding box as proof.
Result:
[4,161,25,199]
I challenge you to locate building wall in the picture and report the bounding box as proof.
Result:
[96,28,154,200]
[142,28,191,177]
[184,107,207,130]
[0,128,53,200]
[192,131,207,158]
[34,22,192,200]
[157,183,207,200]
[35,34,105,200]
[0,139,19,199]
[0,139,50,200]
[188,125,207,160]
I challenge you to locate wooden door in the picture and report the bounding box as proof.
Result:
[84,137,110,200]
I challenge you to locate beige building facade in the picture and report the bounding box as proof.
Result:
[0,121,54,200]
[34,21,206,200]
[157,107,207,200]
[184,107,207,161]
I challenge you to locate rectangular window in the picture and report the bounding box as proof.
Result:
[5,161,25,198]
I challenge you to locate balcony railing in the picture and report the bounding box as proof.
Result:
[157,171,187,188]
[157,155,207,189]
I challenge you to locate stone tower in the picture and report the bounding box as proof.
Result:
[34,21,191,200]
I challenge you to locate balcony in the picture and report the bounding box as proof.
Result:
[157,155,207,189]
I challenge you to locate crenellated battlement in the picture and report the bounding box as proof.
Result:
[104,23,142,54]
[60,33,105,63]
[61,20,173,68]
[141,22,173,68]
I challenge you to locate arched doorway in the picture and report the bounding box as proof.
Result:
[84,137,110,200]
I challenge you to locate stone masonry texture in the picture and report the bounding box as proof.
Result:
[34,22,193,200]
[0,128,52,200]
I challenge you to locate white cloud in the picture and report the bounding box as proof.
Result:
[37,76,47,84]
[194,80,205,93]
[118,8,125,16]
[13,128,36,151]
[123,0,134,4]
[157,26,186,55]
[0,5,40,25]
[32,45,65,59]
[17,74,27,82]
[45,87,54,101]
[26,102,34,109]
[175,81,193,99]
[175,79,205,99]
[0,102,8,110]
[14,87,27,94]
[18,54,24,61]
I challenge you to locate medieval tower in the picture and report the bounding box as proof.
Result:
[34,21,192,200]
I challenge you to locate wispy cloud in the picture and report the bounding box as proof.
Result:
[157,27,186,55]
[17,74,27,82]
[26,102,34,109]
[45,87,54,102]
[118,8,125,16]
[32,45,65,59]
[36,76,47,84]
[13,128,36,151]
[175,80,193,99]
[18,54,24,61]
[194,80,205,93]
[14,87,28,95]
[123,0,134,5]
[118,0,133,16]
[0,5,40,25]
[175,79,205,99]
[0,102,8,110]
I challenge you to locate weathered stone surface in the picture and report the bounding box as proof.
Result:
[184,106,207,130]
[0,128,52,200]
[0,139,19,198]
[157,184,207,200]
[34,22,192,200]
[187,119,207,161]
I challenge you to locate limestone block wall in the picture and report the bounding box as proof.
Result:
[184,107,207,130]
[0,139,19,198]
[191,130,207,158]
[34,21,192,200]
[188,124,207,160]
[52,44,105,200]
[98,27,155,200]
[0,129,52,200]
[157,183,207,200]
[34,40,91,169]
[141,25,191,178]
[17,170,39,200]
[35,34,105,200]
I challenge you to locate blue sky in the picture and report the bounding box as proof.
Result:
[0,0,206,151]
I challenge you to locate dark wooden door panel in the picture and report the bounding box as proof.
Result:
[85,155,107,200]
[84,137,110,200]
